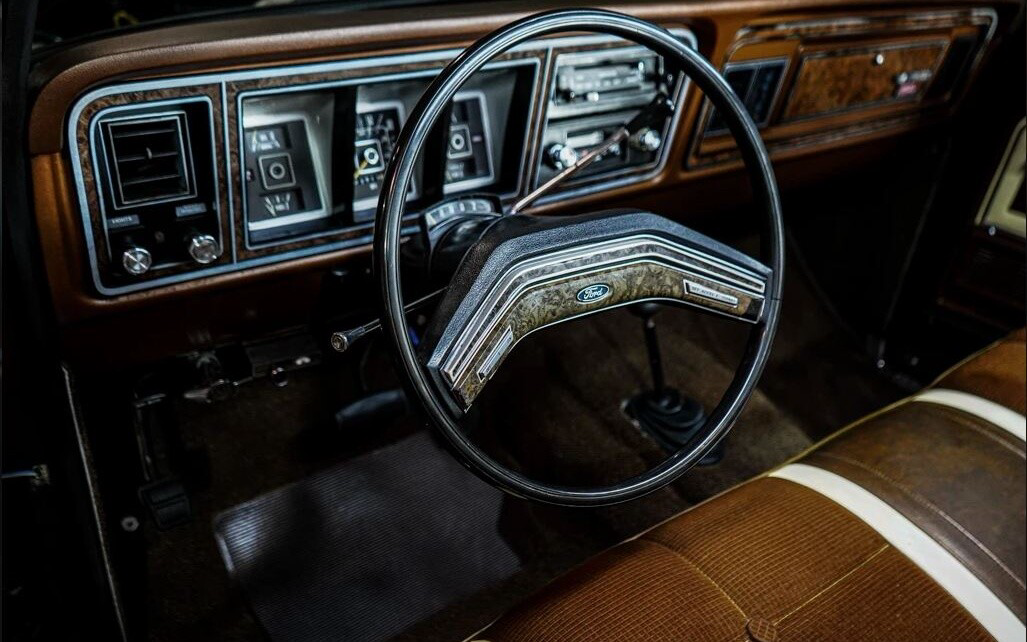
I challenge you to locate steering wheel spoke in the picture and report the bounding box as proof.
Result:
[423,211,771,407]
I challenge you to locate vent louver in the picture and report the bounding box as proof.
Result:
[102,113,195,209]
[705,59,787,135]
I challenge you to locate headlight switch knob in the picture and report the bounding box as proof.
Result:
[121,246,152,276]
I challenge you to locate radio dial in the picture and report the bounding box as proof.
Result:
[630,127,663,153]
[546,143,579,170]
[187,234,221,265]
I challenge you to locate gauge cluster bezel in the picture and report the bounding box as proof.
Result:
[235,58,535,250]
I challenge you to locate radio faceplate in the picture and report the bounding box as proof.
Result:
[534,35,693,201]
[550,50,663,119]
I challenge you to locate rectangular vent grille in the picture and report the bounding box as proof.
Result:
[706,59,787,136]
[102,113,195,208]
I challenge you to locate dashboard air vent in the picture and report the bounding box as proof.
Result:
[705,59,787,135]
[102,113,195,208]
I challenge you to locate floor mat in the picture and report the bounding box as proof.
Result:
[213,431,520,642]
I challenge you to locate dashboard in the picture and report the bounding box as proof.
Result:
[24,0,1019,367]
[66,32,692,295]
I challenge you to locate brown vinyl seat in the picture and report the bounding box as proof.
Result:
[472,330,1026,642]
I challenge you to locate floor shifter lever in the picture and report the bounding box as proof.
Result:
[623,303,724,465]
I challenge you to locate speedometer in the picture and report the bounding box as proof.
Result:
[353,102,417,217]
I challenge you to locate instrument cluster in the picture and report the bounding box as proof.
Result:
[71,31,693,294]
[237,68,523,248]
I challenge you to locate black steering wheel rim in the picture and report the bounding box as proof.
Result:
[373,8,784,506]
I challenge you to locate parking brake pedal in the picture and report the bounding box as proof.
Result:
[133,391,195,530]
[139,479,192,530]
[334,388,409,432]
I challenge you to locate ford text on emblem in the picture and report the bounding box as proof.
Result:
[576,283,611,304]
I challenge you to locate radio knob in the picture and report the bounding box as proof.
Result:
[546,143,579,170]
[630,128,663,153]
[187,234,221,265]
[121,246,152,276]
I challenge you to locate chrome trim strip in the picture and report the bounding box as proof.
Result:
[221,82,238,262]
[523,47,553,195]
[744,8,996,40]
[477,325,514,383]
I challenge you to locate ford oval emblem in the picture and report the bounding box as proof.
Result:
[576,283,612,304]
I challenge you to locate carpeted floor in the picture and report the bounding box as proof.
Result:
[213,431,520,642]
[140,251,906,641]
[145,356,420,642]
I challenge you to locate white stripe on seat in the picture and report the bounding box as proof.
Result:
[770,463,1025,641]
[913,389,1026,442]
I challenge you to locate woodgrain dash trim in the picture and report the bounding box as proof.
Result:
[687,7,998,168]
[782,40,949,122]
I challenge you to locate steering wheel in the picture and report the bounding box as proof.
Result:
[373,9,783,506]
